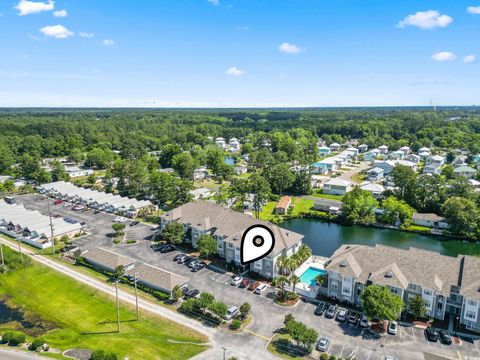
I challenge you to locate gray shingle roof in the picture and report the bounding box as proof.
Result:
[326,244,463,295]
[160,201,303,255]
[82,248,135,271]
[131,263,188,292]
[459,256,480,301]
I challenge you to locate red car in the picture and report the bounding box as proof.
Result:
[240,278,251,288]
[54,199,63,205]
[248,281,260,291]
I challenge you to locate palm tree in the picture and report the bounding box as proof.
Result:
[273,275,290,298]
[276,255,288,275]
[298,244,312,262]
[289,274,300,294]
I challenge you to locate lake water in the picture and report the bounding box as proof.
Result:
[280,218,480,258]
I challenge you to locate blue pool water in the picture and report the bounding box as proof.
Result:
[299,267,326,286]
[224,156,235,165]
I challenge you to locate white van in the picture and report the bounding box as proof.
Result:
[225,306,239,320]
[254,283,267,294]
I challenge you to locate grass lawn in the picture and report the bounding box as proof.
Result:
[258,201,277,222]
[267,333,309,360]
[311,191,344,201]
[0,262,208,359]
[258,198,315,222]
[290,198,314,216]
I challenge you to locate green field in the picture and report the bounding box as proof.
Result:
[0,262,208,359]
[259,198,315,222]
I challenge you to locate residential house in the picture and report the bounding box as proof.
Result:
[363,149,381,162]
[159,167,175,174]
[472,154,480,164]
[452,156,468,168]
[412,213,449,229]
[468,179,480,190]
[215,137,226,149]
[323,178,353,196]
[189,187,212,200]
[311,158,338,174]
[399,146,410,155]
[453,165,476,179]
[324,244,480,330]
[233,165,248,175]
[329,143,341,152]
[228,138,241,152]
[427,155,445,167]
[389,150,405,160]
[378,145,389,154]
[318,146,331,157]
[346,147,359,157]
[82,247,135,273]
[418,147,432,159]
[314,198,343,214]
[367,167,384,181]
[65,166,94,178]
[243,193,265,212]
[359,182,385,198]
[193,167,209,181]
[159,201,304,279]
[358,144,368,153]
[423,164,442,175]
[406,154,420,164]
[275,196,292,215]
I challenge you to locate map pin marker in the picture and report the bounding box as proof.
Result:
[240,225,275,265]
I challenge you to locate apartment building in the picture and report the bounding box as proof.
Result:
[159,201,303,279]
[324,244,480,333]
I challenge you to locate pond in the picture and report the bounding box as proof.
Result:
[280,218,480,258]
[0,298,55,336]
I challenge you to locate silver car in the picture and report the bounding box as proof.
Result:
[316,336,330,352]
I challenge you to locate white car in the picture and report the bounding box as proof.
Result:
[388,321,398,335]
[254,283,267,294]
[385,356,395,360]
[359,315,369,328]
[225,306,239,320]
[230,276,242,286]
[316,336,330,352]
[114,216,127,223]
[336,308,347,322]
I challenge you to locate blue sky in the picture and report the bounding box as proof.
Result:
[0,0,479,107]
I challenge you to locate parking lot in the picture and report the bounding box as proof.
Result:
[14,194,480,360]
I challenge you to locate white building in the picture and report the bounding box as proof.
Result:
[323,178,353,196]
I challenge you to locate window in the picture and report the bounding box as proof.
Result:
[468,299,477,307]
[331,282,338,290]
[437,302,443,310]
[228,243,233,249]
[466,311,476,320]
[423,289,432,296]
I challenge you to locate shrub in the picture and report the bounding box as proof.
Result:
[9,332,26,346]
[1,331,14,344]
[90,350,118,360]
[230,319,242,330]
[329,355,337,360]
[29,337,45,351]
[320,354,329,360]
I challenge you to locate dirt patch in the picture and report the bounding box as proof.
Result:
[63,349,93,360]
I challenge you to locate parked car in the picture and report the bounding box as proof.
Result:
[191,262,206,272]
[384,357,395,360]
[225,306,239,320]
[336,308,347,322]
[173,253,184,261]
[231,276,243,286]
[425,327,439,342]
[63,202,71,207]
[72,204,85,211]
[177,255,189,264]
[314,302,326,316]
[160,244,175,253]
[129,221,139,226]
[387,321,398,335]
[439,331,452,345]
[248,281,260,291]
[316,336,330,352]
[184,256,198,265]
[254,283,267,294]
[359,315,369,328]
[188,259,200,268]
[184,289,200,299]
[348,312,359,325]
[114,216,127,223]
[325,305,336,319]
[54,199,63,205]
[239,278,251,288]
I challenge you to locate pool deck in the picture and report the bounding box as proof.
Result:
[289,255,329,298]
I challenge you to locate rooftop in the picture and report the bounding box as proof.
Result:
[131,263,188,292]
[276,196,291,209]
[82,247,135,270]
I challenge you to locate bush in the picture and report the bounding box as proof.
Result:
[1,331,14,344]
[9,332,26,346]
[230,319,242,330]
[90,350,118,360]
[29,337,45,351]
[329,355,337,360]
[320,354,329,360]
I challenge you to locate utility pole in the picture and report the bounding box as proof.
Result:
[134,271,139,320]
[115,278,121,332]
[222,346,226,360]
[0,243,4,269]
[17,239,23,263]
[47,199,55,255]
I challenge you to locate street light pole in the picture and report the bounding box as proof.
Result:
[47,199,55,255]
[0,243,4,269]
[17,239,23,263]
[222,346,226,360]
[115,279,121,332]
[134,271,139,320]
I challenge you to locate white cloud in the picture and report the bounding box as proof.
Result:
[467,6,480,14]
[40,24,73,39]
[225,66,245,77]
[432,51,457,62]
[15,0,54,16]
[79,32,94,38]
[278,42,303,54]
[102,39,115,47]
[463,54,477,63]
[207,0,220,5]
[53,9,67,17]
[397,10,453,29]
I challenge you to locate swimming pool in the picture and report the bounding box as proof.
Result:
[299,267,326,286]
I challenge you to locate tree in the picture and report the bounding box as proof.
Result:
[172,152,197,180]
[209,300,228,319]
[285,319,318,352]
[114,265,125,278]
[391,165,417,205]
[289,274,300,294]
[239,302,251,319]
[273,276,290,299]
[204,145,225,176]
[90,350,118,360]
[159,144,182,168]
[414,174,446,213]
[249,172,271,218]
[442,197,479,239]
[380,196,414,229]
[171,178,193,207]
[111,223,126,237]
[149,171,175,206]
[409,295,427,320]
[447,177,477,200]
[2,179,15,192]
[283,313,295,326]
[361,285,404,322]
[198,292,215,314]
[162,222,185,244]
[268,163,295,195]
[341,187,379,225]
[171,285,184,303]
[196,234,217,258]
[441,164,455,180]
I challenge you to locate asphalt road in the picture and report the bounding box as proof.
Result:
[0,349,42,359]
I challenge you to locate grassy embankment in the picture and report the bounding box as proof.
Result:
[0,258,208,359]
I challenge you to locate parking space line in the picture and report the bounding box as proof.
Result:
[339,344,345,358]
[474,340,480,357]
[411,327,416,343]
